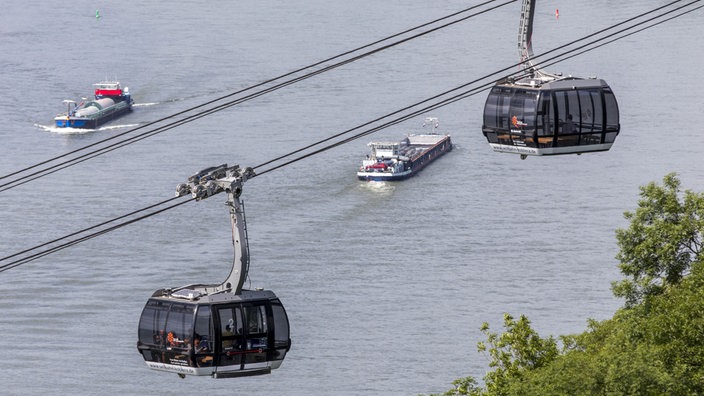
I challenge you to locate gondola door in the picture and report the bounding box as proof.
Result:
[536,92,555,146]
[214,301,273,376]
[241,303,271,368]
[193,305,215,368]
[216,305,246,368]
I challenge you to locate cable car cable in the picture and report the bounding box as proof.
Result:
[478,0,700,157]
[0,0,694,194]
[1,1,700,273]
[0,196,182,263]
[252,0,701,174]
[4,0,681,193]
[0,0,688,191]
[447,2,704,108]
[0,197,195,273]
[3,1,699,267]
[0,0,514,194]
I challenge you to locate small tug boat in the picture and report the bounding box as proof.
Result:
[357,117,452,181]
[54,81,134,128]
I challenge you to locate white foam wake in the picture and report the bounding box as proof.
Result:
[35,123,140,134]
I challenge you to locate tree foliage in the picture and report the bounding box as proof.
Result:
[431,174,704,395]
[477,314,558,395]
[429,314,558,396]
[613,173,704,307]
[516,260,704,395]
[434,262,704,396]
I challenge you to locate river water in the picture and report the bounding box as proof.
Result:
[1,1,703,395]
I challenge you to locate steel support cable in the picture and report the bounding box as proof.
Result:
[0,1,519,270]
[0,0,512,193]
[252,0,691,172]
[442,1,704,109]
[430,1,704,115]
[368,0,701,142]
[1,0,501,184]
[0,197,195,273]
[29,0,696,191]
[0,196,181,263]
[0,1,497,182]
[1,1,700,274]
[252,0,698,175]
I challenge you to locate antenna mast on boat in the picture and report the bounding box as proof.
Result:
[61,99,76,115]
[423,117,439,133]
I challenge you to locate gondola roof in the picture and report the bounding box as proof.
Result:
[150,287,279,304]
[498,75,610,90]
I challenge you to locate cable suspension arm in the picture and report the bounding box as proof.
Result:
[175,164,255,294]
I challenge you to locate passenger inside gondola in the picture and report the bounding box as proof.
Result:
[563,114,575,134]
[155,329,167,345]
[192,334,213,367]
[194,335,208,352]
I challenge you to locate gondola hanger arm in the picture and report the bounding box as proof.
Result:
[175,164,255,294]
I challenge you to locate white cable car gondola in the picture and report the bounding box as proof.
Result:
[137,165,291,378]
[482,0,620,159]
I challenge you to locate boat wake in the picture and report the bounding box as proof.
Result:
[35,123,139,134]
[358,180,396,195]
[98,123,140,131]
[133,102,158,107]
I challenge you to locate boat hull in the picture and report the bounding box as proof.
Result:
[357,169,413,181]
[55,100,132,129]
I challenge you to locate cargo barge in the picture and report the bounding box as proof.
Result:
[54,81,133,128]
[357,117,452,181]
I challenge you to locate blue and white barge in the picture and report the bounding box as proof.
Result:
[357,117,452,181]
[54,81,133,128]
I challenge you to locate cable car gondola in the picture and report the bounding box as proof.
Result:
[482,0,620,159]
[137,165,291,378]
